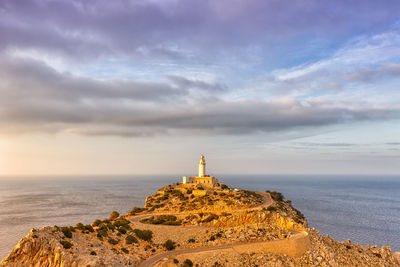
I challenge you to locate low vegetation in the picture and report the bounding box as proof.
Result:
[140,215,182,225]
[133,229,153,241]
[201,213,219,223]
[163,239,176,250]
[144,184,263,213]
[266,190,284,202]
[183,259,194,267]
[107,237,119,245]
[129,206,147,215]
[125,235,138,244]
[109,211,120,220]
[61,226,74,238]
[75,223,94,233]
[60,240,72,249]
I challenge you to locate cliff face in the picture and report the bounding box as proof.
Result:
[1,227,138,267]
[2,187,400,267]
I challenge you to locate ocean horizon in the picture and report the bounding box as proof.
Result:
[1,174,399,260]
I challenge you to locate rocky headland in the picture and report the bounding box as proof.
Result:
[1,182,399,267]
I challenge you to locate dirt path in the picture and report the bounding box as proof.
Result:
[132,191,310,267]
[139,243,235,267]
[139,231,310,267]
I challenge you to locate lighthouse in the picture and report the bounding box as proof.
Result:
[199,154,206,177]
[182,155,219,186]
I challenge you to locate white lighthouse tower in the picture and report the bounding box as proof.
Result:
[182,155,219,185]
[198,154,206,177]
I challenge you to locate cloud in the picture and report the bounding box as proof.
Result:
[1,1,400,138]
[0,56,219,103]
[258,28,400,101]
[342,64,400,82]
[294,142,359,147]
[0,56,399,137]
[1,0,400,64]
[166,75,227,93]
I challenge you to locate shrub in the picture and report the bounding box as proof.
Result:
[140,215,181,225]
[374,253,382,258]
[201,213,219,223]
[160,194,169,201]
[60,240,72,249]
[186,189,192,194]
[171,190,184,199]
[90,251,97,255]
[109,211,120,220]
[183,259,193,267]
[61,226,73,238]
[173,258,179,264]
[295,208,305,219]
[125,235,138,244]
[244,190,263,202]
[75,222,85,230]
[96,228,108,238]
[185,214,197,221]
[267,206,277,212]
[129,206,147,215]
[121,247,129,254]
[85,225,94,233]
[92,219,102,227]
[98,220,115,231]
[221,184,228,189]
[164,239,176,250]
[267,191,284,202]
[108,237,119,245]
[113,218,132,232]
[188,238,195,243]
[133,229,153,241]
[118,228,127,234]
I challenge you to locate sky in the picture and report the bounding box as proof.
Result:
[1,0,400,176]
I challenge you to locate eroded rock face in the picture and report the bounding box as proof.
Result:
[0,227,139,267]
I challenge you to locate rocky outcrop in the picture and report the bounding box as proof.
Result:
[144,185,264,213]
[0,227,140,267]
[2,186,400,267]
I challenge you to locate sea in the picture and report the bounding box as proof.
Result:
[1,175,399,260]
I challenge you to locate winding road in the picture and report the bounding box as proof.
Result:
[133,192,310,267]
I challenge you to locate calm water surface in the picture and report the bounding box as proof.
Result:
[0,175,399,259]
